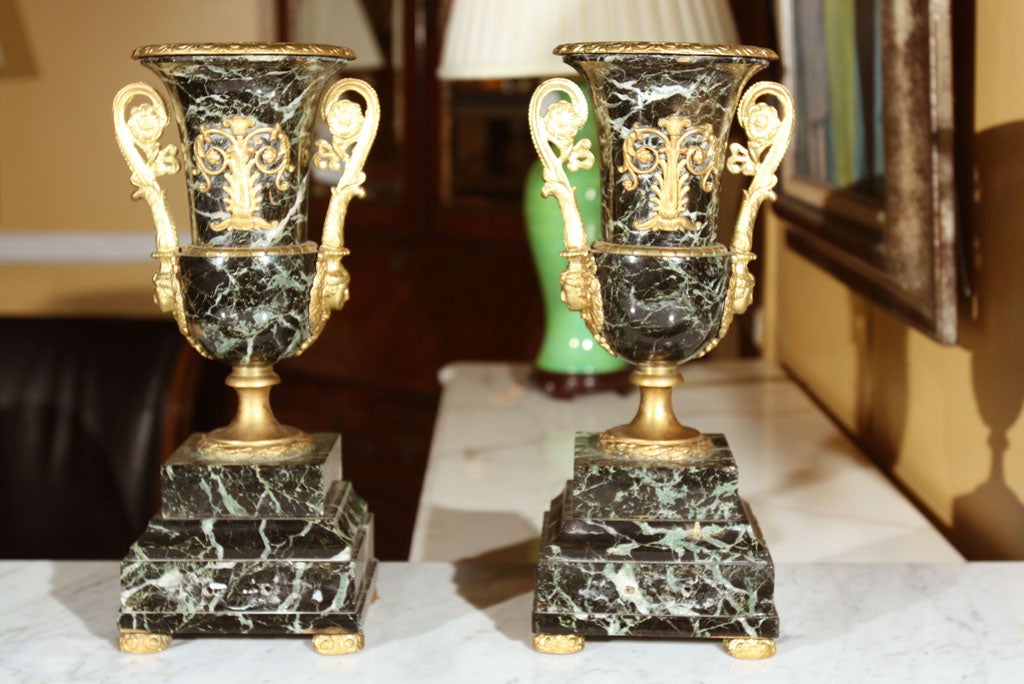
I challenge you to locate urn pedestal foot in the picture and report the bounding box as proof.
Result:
[197,364,313,458]
[118,433,376,649]
[723,636,777,659]
[533,633,585,654]
[118,629,172,654]
[312,631,365,655]
[532,433,778,652]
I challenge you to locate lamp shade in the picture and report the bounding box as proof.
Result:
[438,0,739,80]
[291,0,386,71]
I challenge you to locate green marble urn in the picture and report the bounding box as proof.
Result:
[112,43,378,655]
[527,42,794,658]
[114,42,378,456]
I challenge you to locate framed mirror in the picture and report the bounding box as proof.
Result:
[774,0,960,344]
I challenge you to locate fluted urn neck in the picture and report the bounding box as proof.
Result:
[137,44,351,248]
[561,44,773,249]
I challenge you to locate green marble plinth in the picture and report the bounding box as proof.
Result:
[119,433,375,642]
[160,434,343,518]
[533,433,778,641]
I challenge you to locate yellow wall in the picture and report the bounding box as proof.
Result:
[767,0,1024,559]
[0,0,272,315]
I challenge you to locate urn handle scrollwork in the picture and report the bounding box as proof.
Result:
[528,78,612,355]
[692,81,793,362]
[306,78,380,346]
[112,82,190,339]
[192,116,294,232]
[726,81,795,315]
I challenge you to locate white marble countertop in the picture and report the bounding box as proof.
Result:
[1,560,1020,683]
[410,360,963,563]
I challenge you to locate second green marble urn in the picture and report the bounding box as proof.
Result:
[527,41,795,658]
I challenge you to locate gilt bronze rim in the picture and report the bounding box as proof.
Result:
[178,243,320,258]
[133,42,355,60]
[554,42,777,61]
[591,241,729,258]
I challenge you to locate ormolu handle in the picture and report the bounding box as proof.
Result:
[528,78,611,353]
[306,78,380,346]
[726,81,795,314]
[112,82,189,336]
[528,78,594,254]
[692,81,793,362]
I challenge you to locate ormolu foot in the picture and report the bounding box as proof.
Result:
[723,636,776,659]
[533,633,585,654]
[312,631,364,655]
[118,629,172,654]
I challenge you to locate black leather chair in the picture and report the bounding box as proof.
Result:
[0,318,194,558]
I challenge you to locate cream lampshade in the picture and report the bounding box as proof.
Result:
[290,0,386,71]
[291,0,386,186]
[438,0,739,80]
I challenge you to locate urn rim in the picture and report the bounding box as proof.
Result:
[132,42,355,60]
[553,41,777,61]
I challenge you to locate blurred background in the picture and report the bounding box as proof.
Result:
[0,0,1021,562]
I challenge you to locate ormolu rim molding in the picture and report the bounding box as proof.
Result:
[179,243,320,258]
[132,43,355,60]
[591,241,729,258]
[554,41,777,61]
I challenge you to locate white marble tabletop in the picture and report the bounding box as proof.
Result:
[1,560,1020,683]
[410,360,963,563]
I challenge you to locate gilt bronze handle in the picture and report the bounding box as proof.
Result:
[112,82,191,339]
[726,80,795,315]
[306,78,380,346]
[528,78,611,354]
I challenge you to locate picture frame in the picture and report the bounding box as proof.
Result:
[774,0,959,344]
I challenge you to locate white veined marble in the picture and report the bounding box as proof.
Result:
[409,360,963,563]
[0,560,1019,683]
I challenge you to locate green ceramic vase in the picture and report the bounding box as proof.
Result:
[524,87,627,383]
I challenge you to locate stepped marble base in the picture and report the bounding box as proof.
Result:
[532,433,777,656]
[119,433,375,653]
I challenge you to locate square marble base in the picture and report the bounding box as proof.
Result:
[533,433,778,641]
[119,433,375,639]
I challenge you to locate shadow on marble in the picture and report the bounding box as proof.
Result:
[507,363,533,389]
[451,561,535,649]
[415,507,540,562]
[50,561,121,648]
[749,433,864,490]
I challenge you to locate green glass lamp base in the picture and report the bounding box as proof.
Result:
[523,87,628,396]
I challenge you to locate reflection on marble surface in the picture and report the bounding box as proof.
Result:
[411,361,963,563]
[0,561,1020,682]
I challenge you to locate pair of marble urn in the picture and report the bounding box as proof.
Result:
[112,41,792,659]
